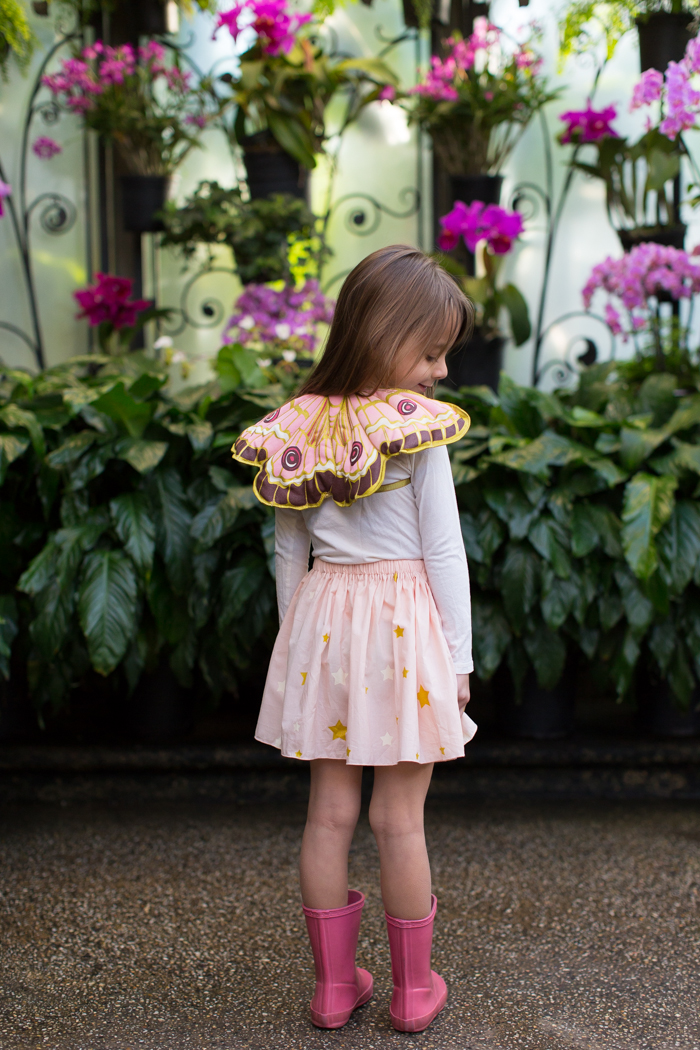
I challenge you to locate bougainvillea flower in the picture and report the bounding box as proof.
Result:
[222,280,334,352]
[438,200,524,254]
[32,137,62,159]
[74,273,151,328]
[559,103,619,143]
[0,180,11,217]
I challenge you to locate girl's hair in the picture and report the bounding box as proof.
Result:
[298,244,474,397]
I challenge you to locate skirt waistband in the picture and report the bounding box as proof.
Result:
[313,558,426,579]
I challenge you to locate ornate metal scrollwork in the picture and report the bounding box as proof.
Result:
[329,187,420,238]
[533,310,616,389]
[160,264,235,338]
[27,192,77,235]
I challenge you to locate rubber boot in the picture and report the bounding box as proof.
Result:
[385,894,448,1032]
[302,889,373,1029]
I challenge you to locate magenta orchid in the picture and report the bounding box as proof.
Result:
[438,200,524,255]
[0,180,11,217]
[582,243,700,340]
[41,40,221,176]
[628,36,700,140]
[32,137,62,159]
[223,281,334,354]
[74,273,151,330]
[558,103,619,144]
[214,0,312,56]
[405,19,555,177]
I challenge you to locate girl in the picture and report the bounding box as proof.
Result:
[232,244,477,1033]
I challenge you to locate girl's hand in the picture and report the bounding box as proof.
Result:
[456,673,470,713]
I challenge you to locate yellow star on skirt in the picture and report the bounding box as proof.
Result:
[393,571,398,582]
[300,671,307,684]
[394,625,404,638]
[402,667,409,678]
[417,685,430,707]
[346,747,351,756]
[295,750,302,758]
[322,633,330,643]
[329,719,347,740]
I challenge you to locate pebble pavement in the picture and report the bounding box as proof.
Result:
[0,796,699,1050]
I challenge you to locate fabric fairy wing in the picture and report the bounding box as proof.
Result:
[232,389,471,509]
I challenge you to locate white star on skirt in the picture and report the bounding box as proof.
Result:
[380,732,393,746]
[332,667,348,685]
[277,680,285,693]
[381,666,394,680]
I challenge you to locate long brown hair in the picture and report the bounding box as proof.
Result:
[298,245,474,397]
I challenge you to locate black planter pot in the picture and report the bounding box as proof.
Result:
[130,662,193,743]
[617,224,686,253]
[636,12,697,73]
[638,665,700,737]
[449,173,503,209]
[121,175,170,233]
[498,668,576,740]
[242,134,306,201]
[446,328,504,391]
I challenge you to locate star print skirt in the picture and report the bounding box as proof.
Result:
[255,559,477,766]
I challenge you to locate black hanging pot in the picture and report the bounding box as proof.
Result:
[497,666,575,740]
[121,174,170,233]
[636,11,697,73]
[449,173,503,209]
[617,224,686,253]
[446,327,504,391]
[242,132,307,201]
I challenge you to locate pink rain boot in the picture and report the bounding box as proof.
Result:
[302,889,374,1028]
[385,894,448,1032]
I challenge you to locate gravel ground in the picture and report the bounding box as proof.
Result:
[0,797,698,1050]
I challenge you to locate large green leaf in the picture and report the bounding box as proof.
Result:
[664,396,700,436]
[501,543,540,633]
[649,620,676,675]
[218,553,269,628]
[110,493,156,573]
[528,517,571,578]
[0,433,30,485]
[540,568,578,630]
[619,426,668,471]
[0,594,18,679]
[0,404,45,456]
[18,539,59,595]
[483,485,543,539]
[471,595,511,678]
[614,565,654,633]
[265,108,317,168]
[90,382,154,438]
[571,503,599,557]
[621,472,677,579]
[46,431,95,468]
[147,563,190,644]
[190,486,258,550]
[598,591,624,631]
[657,499,700,595]
[523,622,566,690]
[78,550,139,675]
[152,469,193,594]
[499,283,531,346]
[116,438,168,474]
[29,581,74,660]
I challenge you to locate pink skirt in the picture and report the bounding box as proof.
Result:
[255,559,477,766]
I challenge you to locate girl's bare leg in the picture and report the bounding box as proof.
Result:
[369,762,434,920]
[300,759,363,910]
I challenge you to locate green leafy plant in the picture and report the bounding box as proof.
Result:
[559,0,698,65]
[0,0,34,81]
[159,182,330,284]
[442,360,700,707]
[216,0,397,168]
[0,350,289,716]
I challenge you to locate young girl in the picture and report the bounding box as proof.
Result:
[232,244,477,1033]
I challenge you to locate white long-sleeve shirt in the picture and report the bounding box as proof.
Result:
[274,443,473,674]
